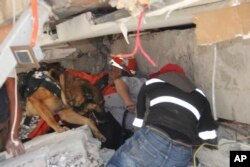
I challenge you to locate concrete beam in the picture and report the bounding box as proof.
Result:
[94,9,130,24]
[38,0,231,47]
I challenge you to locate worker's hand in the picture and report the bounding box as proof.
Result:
[126,103,136,113]
[5,137,25,157]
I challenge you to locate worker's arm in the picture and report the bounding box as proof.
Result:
[5,77,25,156]
[197,96,217,143]
[114,78,136,113]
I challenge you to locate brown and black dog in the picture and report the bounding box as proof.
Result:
[20,65,106,142]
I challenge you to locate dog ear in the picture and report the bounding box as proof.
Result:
[74,77,91,87]
[94,74,109,91]
[73,77,82,82]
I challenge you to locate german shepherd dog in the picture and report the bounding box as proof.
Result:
[60,69,133,150]
[19,65,106,142]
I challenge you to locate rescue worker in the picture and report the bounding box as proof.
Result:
[104,55,146,130]
[64,55,147,149]
[0,71,25,156]
[107,64,217,167]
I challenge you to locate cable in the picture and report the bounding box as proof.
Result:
[121,8,156,67]
[212,44,218,120]
[193,143,218,167]
[31,0,38,47]
[10,0,20,147]
[193,138,250,167]
[10,72,20,146]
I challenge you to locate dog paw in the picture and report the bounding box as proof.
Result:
[63,126,70,131]
[56,127,67,133]
[98,135,107,143]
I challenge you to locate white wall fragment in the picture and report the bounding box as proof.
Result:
[0,1,51,87]
[43,48,77,60]
[0,126,114,167]
[56,12,94,42]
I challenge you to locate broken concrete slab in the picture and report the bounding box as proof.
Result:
[197,139,250,167]
[0,125,114,167]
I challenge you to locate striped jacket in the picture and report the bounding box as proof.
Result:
[133,77,217,144]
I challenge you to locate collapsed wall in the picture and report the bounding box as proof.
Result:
[110,28,250,124]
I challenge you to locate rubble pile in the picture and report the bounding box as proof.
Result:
[19,116,40,140]
[46,152,84,167]
[0,126,114,167]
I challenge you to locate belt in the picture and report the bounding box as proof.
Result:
[146,125,192,148]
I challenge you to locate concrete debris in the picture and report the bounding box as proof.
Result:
[195,122,250,167]
[19,116,40,140]
[109,0,150,15]
[99,148,115,165]
[46,152,84,167]
[197,139,250,167]
[0,126,114,167]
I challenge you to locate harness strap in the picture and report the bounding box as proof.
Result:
[119,110,133,145]
[122,110,129,131]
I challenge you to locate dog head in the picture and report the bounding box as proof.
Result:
[65,75,87,107]
[64,76,105,121]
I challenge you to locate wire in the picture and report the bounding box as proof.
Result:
[10,0,20,147]
[212,44,218,120]
[10,72,20,146]
[193,143,218,167]
[121,8,156,67]
[31,0,38,47]
[193,137,250,167]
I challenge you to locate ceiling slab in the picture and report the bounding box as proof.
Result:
[45,0,110,21]
[38,0,232,46]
